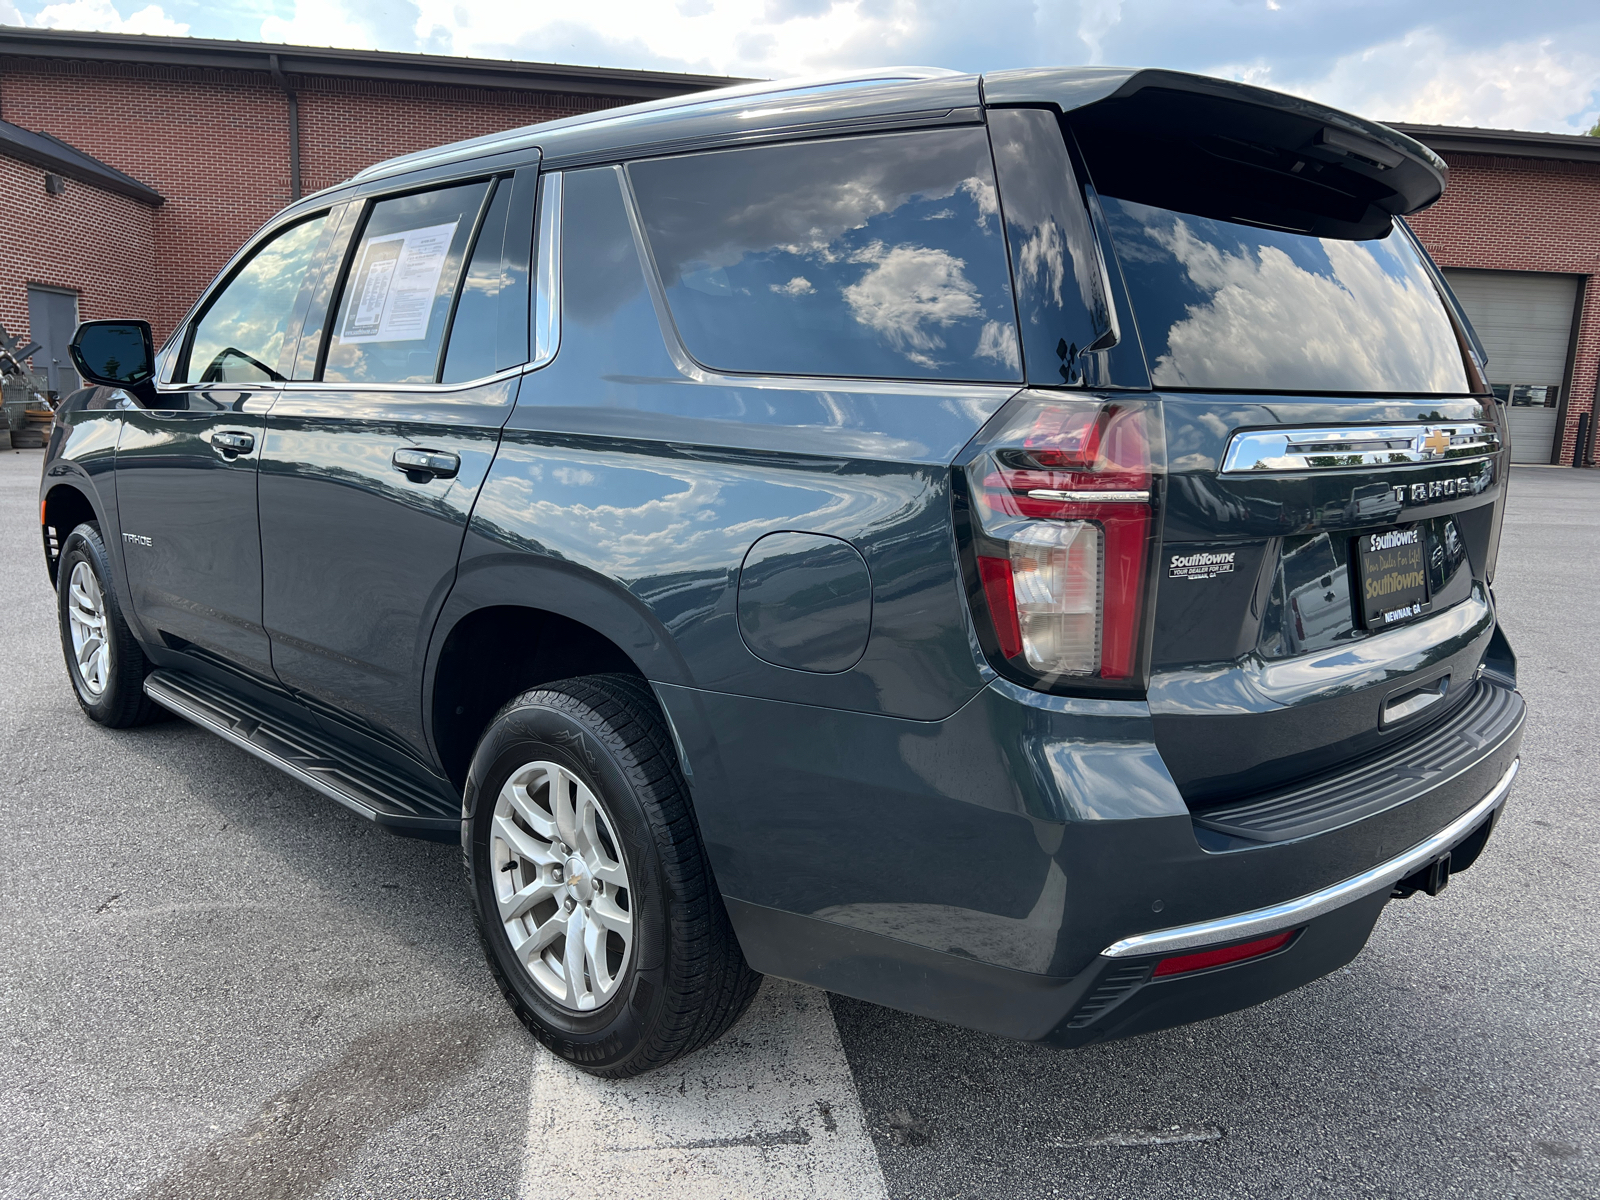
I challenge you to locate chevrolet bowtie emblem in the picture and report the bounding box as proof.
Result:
[1420,429,1452,456]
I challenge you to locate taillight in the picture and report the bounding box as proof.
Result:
[959,392,1161,691]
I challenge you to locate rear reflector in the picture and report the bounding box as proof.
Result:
[1151,929,1296,978]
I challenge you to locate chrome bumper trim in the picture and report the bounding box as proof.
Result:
[1101,759,1519,959]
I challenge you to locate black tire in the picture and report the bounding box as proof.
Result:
[464,673,760,1077]
[55,522,164,728]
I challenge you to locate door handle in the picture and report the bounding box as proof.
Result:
[213,430,254,455]
[1382,675,1449,727]
[392,447,460,479]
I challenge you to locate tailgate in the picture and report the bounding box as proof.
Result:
[1149,398,1507,805]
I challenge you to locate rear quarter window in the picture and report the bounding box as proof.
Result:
[1101,198,1470,394]
[628,128,1021,383]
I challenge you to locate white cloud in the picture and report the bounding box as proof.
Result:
[975,319,1021,371]
[1217,30,1600,135]
[28,0,188,35]
[1135,210,1467,393]
[260,4,376,51]
[770,276,815,295]
[1075,0,1123,66]
[842,241,981,366]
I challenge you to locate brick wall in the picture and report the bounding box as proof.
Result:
[0,152,157,379]
[1409,152,1600,465]
[0,56,625,345]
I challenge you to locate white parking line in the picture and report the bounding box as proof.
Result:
[519,979,889,1200]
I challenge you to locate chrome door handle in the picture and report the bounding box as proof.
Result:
[213,430,254,454]
[392,448,460,479]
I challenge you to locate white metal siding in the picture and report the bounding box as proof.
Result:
[1443,269,1578,463]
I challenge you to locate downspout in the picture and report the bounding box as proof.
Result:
[268,53,302,201]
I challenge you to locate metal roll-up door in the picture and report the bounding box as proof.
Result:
[1442,269,1578,463]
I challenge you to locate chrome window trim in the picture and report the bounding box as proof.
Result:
[531,171,563,371]
[272,364,526,394]
[1221,422,1500,473]
[1100,758,1518,959]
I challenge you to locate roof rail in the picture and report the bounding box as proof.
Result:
[352,66,962,184]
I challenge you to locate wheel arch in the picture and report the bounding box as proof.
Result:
[41,481,103,586]
[426,589,676,790]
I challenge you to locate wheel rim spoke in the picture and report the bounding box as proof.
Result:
[491,757,634,1013]
[553,769,582,848]
[563,906,590,1008]
[582,913,612,996]
[491,812,555,866]
[497,874,557,923]
[589,894,631,936]
[505,777,560,840]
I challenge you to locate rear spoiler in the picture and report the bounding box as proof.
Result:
[982,67,1446,240]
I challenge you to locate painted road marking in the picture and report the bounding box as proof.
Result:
[520,979,888,1200]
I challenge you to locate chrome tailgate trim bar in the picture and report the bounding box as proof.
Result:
[1221,422,1500,473]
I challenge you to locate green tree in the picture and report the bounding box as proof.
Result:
[1589,120,1600,137]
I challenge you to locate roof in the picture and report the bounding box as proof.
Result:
[0,26,750,101]
[343,65,1445,231]
[352,67,965,182]
[1388,123,1600,165]
[0,116,163,204]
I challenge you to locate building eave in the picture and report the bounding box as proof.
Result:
[0,116,164,204]
[1388,122,1600,165]
[0,26,752,101]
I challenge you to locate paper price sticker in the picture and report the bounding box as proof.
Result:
[341,221,459,344]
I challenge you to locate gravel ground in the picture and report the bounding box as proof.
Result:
[2,443,1594,1200]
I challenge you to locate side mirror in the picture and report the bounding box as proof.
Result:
[68,320,155,387]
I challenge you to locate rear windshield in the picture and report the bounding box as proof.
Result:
[1100,198,1470,394]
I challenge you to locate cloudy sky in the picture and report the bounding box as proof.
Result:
[4,0,1597,135]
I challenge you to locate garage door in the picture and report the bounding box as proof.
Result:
[1443,269,1578,464]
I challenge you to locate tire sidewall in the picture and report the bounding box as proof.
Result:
[466,697,671,1071]
[56,524,130,721]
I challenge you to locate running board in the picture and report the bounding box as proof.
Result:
[144,669,460,840]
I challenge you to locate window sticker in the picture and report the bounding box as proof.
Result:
[341,221,459,343]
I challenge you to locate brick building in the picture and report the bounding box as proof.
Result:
[1,28,1596,465]
[1396,123,1600,466]
[0,27,734,364]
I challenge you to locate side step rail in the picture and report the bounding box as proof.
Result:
[144,669,460,841]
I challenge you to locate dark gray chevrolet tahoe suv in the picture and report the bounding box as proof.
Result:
[44,66,1524,1077]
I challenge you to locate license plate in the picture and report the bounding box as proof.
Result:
[1356,524,1429,629]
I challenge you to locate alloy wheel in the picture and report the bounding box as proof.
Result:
[491,760,634,1011]
[67,560,111,697]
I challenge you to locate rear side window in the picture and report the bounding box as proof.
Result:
[629,128,1021,382]
[1098,198,1470,394]
[323,181,490,384]
[183,214,327,384]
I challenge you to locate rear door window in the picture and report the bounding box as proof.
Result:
[629,128,1021,382]
[1098,197,1470,394]
[322,181,491,384]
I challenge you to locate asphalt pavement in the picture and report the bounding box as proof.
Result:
[2,445,1595,1199]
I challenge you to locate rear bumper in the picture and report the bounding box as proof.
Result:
[721,757,1512,1044]
[658,670,1523,1045]
[1103,759,1517,960]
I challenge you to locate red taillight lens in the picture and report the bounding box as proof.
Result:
[1151,929,1296,978]
[963,395,1159,686]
